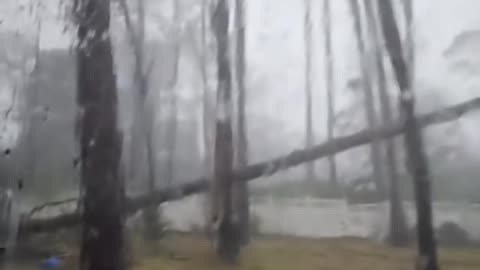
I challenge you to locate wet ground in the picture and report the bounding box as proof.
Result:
[4,233,480,270]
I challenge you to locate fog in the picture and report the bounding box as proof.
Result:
[0,0,480,269]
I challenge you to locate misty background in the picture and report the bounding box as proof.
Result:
[0,0,480,241]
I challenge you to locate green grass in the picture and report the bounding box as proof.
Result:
[130,233,480,270]
[13,232,480,269]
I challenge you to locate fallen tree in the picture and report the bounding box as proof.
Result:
[20,97,480,234]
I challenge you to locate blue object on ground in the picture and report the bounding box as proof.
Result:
[40,257,61,270]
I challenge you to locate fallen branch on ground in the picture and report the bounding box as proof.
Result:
[27,197,78,218]
[20,97,480,234]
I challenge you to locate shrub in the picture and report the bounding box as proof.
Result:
[436,221,470,246]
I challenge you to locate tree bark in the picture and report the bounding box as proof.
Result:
[349,0,386,198]
[377,1,438,269]
[200,0,213,176]
[323,0,338,191]
[20,97,480,235]
[211,0,240,263]
[142,113,161,239]
[364,0,409,247]
[303,0,315,182]
[199,0,216,236]
[234,0,250,246]
[164,10,181,185]
[74,0,126,269]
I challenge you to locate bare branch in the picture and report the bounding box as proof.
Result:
[27,197,78,218]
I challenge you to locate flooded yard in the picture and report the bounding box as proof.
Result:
[162,196,480,240]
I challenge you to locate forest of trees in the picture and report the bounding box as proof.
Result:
[1,0,480,270]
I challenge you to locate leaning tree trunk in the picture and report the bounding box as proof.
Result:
[20,96,480,235]
[303,0,315,183]
[349,0,386,198]
[377,1,438,270]
[323,0,338,191]
[364,0,409,247]
[234,0,250,246]
[75,0,126,269]
[211,0,240,263]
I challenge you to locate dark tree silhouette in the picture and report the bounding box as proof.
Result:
[377,1,438,269]
[234,0,250,246]
[211,0,240,263]
[75,0,126,269]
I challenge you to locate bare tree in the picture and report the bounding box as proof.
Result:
[303,0,315,182]
[188,0,216,179]
[164,0,181,186]
[74,0,126,269]
[186,0,216,237]
[377,1,438,269]
[118,0,161,239]
[197,0,216,236]
[323,0,338,191]
[200,0,214,179]
[211,0,240,263]
[233,0,250,245]
[364,0,408,246]
[349,0,386,198]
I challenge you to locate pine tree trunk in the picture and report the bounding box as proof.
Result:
[364,0,408,246]
[164,0,181,187]
[323,0,338,192]
[303,0,315,183]
[377,1,438,269]
[201,1,213,176]
[199,0,215,237]
[75,0,126,269]
[211,0,240,263]
[143,114,161,239]
[349,0,386,198]
[234,0,250,246]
